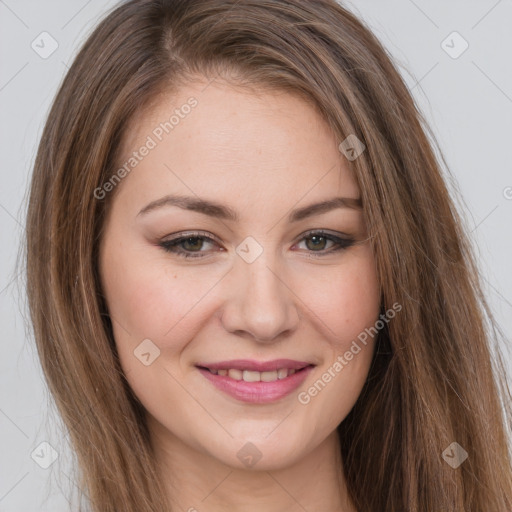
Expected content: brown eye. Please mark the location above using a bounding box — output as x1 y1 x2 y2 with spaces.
305 235 328 251
159 232 220 259
181 237 204 251
294 230 355 255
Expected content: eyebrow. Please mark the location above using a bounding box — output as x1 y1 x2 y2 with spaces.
137 194 362 222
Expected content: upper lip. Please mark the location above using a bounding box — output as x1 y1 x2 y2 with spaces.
196 359 314 372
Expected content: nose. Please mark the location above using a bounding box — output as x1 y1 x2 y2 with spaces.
219 255 300 343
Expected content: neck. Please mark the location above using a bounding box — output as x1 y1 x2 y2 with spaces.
148 416 356 512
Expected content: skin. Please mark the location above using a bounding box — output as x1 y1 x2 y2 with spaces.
99 77 381 512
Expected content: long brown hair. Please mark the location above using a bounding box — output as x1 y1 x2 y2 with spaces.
24 0 512 510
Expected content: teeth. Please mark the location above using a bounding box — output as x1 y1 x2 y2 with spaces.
228 369 243 380
261 370 277 382
210 367 302 382
243 370 261 382
277 368 288 379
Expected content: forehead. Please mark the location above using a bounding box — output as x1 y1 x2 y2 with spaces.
113 79 360 211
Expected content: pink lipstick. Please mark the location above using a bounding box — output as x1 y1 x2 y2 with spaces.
196 359 314 404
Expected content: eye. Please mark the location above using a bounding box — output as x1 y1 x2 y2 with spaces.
159 231 222 259
158 229 355 260
293 230 355 255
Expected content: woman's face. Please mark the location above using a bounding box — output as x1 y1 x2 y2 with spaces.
99 79 381 470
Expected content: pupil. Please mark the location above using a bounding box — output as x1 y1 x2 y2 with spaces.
184 237 203 251
307 235 326 250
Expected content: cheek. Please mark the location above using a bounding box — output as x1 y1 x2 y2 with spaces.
293 251 380 431
297 248 381 351
100 240 227 356
100 249 228 411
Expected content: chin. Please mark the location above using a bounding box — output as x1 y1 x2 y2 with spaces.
204 430 316 471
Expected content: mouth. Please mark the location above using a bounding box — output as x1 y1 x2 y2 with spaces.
195 359 315 403
198 366 308 382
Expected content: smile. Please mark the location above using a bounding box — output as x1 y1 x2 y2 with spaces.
204 367 299 382
196 359 315 404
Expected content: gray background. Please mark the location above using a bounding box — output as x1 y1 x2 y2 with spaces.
1 0 511 510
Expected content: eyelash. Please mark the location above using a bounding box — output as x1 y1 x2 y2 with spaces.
158 230 355 259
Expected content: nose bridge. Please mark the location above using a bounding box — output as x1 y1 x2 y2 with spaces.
220 248 299 342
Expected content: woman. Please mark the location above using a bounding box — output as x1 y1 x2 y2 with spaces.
25 0 512 510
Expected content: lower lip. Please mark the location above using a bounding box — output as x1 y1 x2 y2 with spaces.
197 366 314 404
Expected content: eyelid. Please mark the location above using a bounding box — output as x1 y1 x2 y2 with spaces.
292 228 352 244
161 229 351 246
159 230 223 259
161 230 222 245
291 229 355 256
158 228 356 260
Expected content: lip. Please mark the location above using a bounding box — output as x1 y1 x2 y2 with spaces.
196 359 312 372
196 359 315 404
